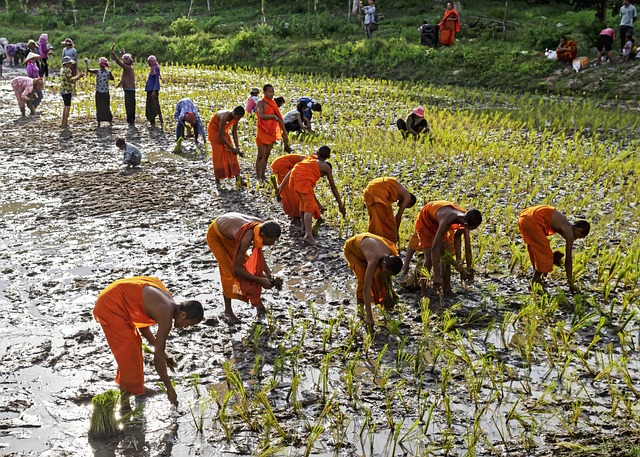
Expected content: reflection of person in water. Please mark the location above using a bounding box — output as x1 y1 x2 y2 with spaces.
93 277 203 407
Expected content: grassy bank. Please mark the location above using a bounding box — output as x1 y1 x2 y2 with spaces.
1 0 639 98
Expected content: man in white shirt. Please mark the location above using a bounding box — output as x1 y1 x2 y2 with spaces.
620 0 637 51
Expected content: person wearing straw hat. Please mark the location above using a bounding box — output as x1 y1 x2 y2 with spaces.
61 38 78 76
111 44 136 125
245 87 260 114
60 55 84 128
25 52 43 113
85 57 115 127
396 105 430 138
11 76 44 116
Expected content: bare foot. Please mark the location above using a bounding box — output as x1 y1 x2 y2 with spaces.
224 311 241 325
303 235 317 246
236 177 248 187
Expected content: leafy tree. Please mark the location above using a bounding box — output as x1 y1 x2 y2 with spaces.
569 0 609 25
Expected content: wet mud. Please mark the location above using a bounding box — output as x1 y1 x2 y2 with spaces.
0 65 639 457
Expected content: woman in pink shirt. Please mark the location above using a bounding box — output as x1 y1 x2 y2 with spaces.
11 76 44 116
597 28 616 64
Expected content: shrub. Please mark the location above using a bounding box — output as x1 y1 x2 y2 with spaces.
144 15 169 32
170 17 197 36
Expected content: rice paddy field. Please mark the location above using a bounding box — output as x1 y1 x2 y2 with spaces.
0 61 639 456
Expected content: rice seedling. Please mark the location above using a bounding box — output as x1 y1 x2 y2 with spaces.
88 390 120 439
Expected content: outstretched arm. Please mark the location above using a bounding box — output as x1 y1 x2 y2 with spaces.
325 169 346 216
277 170 292 196
431 221 452 288
565 238 575 291
362 258 378 327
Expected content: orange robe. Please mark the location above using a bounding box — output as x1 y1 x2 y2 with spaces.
518 205 556 274
439 9 460 46
206 220 264 305
256 97 283 146
93 276 171 395
343 233 399 303
415 201 465 250
289 157 322 219
233 222 265 306
363 177 399 244
271 154 305 218
556 40 578 62
208 113 240 180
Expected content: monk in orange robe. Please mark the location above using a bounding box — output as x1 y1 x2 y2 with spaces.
93 277 203 406
206 212 281 323
415 201 482 296
556 37 578 63
255 84 291 181
439 2 460 46
208 106 246 189
363 177 416 244
270 153 309 222
277 146 346 245
518 205 590 292
343 233 403 328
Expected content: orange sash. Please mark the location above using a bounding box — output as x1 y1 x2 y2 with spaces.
232 223 264 305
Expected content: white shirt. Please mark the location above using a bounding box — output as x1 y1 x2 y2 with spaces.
364 5 376 25
283 109 301 124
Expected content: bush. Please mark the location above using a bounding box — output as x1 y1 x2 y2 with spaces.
170 17 197 36
144 15 169 32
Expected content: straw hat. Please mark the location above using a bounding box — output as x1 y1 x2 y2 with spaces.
98 56 110 68
412 106 425 117
26 52 40 61
250 87 259 95
62 38 74 46
61 55 75 65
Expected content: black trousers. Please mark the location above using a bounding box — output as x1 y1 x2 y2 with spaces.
124 89 136 125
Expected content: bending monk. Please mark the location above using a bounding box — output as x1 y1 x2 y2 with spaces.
438 2 460 46
270 153 309 225
363 177 416 244
206 212 281 323
415 201 482 296
208 106 246 189
256 84 291 181
277 146 346 245
93 277 203 407
518 205 590 292
344 233 403 328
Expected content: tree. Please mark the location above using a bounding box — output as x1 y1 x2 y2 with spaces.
569 0 609 25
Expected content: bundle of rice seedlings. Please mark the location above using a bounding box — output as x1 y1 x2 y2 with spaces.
172 136 184 154
269 276 283 291
269 175 281 201
311 217 324 236
382 274 399 311
88 390 120 439
441 250 474 281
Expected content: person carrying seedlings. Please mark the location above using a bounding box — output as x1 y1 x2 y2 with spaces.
256 84 291 181
518 205 590 293
61 38 78 76
37 33 52 77
145 55 163 127
555 37 578 63
277 146 346 245
111 45 136 125
363 177 417 245
343 233 403 328
25 52 43 112
85 57 115 127
396 106 430 138
296 96 322 131
93 276 203 407
438 2 460 46
174 98 206 144
245 87 260 114
207 106 246 189
206 212 281 324
270 153 310 225
116 137 142 168
59 55 84 128
415 201 482 296
11 76 44 117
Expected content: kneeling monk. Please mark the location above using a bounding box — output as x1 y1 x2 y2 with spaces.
206 212 281 323
415 201 482 296
344 233 403 328
518 205 589 292
94 277 204 406
208 106 246 189
364 177 416 244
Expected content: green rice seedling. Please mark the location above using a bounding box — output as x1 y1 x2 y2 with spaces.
189 396 209 434
252 323 266 352
328 407 350 451
189 373 201 398
172 136 184 154
256 391 288 439
88 390 120 439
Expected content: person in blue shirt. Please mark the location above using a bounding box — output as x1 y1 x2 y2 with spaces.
145 55 163 126
296 97 322 131
174 98 206 144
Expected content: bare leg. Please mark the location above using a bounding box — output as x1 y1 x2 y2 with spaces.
420 247 433 297
399 246 416 278
255 300 267 317
61 106 71 127
223 296 240 324
236 175 247 187
256 144 273 181
302 211 316 245
443 263 453 296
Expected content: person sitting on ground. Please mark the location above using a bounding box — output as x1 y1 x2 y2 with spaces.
283 100 309 133
518 205 590 293
277 146 346 245
596 27 616 64
555 37 578 63
297 96 322 131
116 137 142 168
397 106 430 138
623 34 637 61
208 106 247 189
344 233 403 328
415 201 482 297
174 98 206 144
11 76 44 116
363 177 416 245
93 276 203 407
245 87 260 114
206 212 281 323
